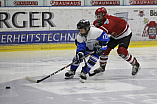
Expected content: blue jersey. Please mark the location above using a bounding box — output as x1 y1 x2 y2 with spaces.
76 26 109 53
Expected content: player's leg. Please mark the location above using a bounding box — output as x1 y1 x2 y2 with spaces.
94 47 111 73
65 56 80 79
117 33 140 76
94 37 118 73
80 53 99 82
117 47 140 75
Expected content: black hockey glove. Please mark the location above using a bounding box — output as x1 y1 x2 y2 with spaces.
75 52 84 63
94 45 104 56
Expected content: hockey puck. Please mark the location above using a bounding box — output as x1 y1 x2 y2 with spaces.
6 86 11 89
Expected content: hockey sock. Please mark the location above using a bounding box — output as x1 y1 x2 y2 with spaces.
117 47 137 66
70 56 80 70
100 47 111 68
82 54 99 73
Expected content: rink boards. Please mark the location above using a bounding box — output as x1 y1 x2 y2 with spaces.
0 30 157 52
0 30 77 52
0 6 157 52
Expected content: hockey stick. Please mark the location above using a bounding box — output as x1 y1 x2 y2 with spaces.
25 51 94 83
83 58 96 76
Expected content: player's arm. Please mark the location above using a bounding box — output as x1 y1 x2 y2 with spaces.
93 20 102 28
99 18 115 35
94 31 110 55
76 41 86 54
97 31 110 46
75 39 86 63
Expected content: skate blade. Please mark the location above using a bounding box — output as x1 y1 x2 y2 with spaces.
132 66 141 76
65 76 74 79
94 72 104 76
79 78 86 83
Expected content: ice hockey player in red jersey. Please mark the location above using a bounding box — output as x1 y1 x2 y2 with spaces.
93 7 140 76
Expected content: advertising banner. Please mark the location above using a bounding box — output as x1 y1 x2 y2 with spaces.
125 0 157 5
86 0 124 6
0 7 56 32
0 7 95 31
0 6 157 43
6 0 43 6
47 0 84 6
0 30 78 44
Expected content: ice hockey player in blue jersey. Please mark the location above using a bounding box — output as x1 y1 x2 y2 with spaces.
65 19 109 83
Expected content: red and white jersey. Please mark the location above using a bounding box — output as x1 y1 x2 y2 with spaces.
93 14 131 39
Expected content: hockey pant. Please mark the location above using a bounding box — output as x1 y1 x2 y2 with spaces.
100 47 138 68
70 53 99 73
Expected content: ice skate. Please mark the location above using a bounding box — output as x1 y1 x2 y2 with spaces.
94 67 105 74
132 62 140 76
79 70 87 83
65 69 75 79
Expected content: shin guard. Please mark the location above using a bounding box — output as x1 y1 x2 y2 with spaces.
117 47 137 66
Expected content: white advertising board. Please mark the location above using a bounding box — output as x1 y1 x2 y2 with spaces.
0 0 4 6
0 7 96 31
0 6 157 41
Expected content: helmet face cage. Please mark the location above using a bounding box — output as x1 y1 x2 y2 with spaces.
95 13 104 20
77 19 90 30
77 19 90 37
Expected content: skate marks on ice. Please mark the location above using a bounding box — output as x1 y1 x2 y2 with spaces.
122 93 157 104
26 79 145 95
76 93 157 104
25 67 157 104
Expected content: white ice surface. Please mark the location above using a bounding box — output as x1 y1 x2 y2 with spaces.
0 47 157 104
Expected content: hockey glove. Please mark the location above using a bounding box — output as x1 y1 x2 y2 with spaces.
75 52 84 63
94 45 106 56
